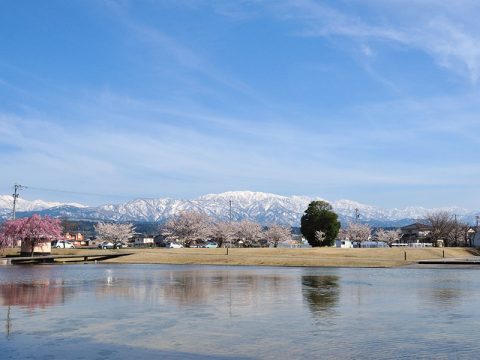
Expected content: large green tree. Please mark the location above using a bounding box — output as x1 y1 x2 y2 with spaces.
301 201 341 247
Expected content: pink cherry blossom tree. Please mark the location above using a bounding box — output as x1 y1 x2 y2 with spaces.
210 221 235 248
233 220 263 247
375 229 401 246
1 215 62 256
161 211 212 247
265 224 292 248
0 228 13 254
343 223 371 244
94 222 136 248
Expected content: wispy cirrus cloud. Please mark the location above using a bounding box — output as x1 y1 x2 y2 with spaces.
262 0 480 83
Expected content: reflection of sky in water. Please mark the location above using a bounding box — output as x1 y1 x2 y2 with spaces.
1 265 480 359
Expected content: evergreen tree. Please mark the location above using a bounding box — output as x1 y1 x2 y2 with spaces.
301 201 341 247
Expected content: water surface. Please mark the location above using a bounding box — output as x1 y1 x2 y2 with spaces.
1 264 479 359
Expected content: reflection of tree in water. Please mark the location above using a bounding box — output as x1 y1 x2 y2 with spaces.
1 280 73 339
0 280 69 310
95 271 292 309
429 286 463 307
302 275 340 314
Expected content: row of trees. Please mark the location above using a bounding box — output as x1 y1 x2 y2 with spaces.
0 212 294 253
300 201 474 247
427 211 471 247
0 205 474 254
161 211 293 248
337 223 402 245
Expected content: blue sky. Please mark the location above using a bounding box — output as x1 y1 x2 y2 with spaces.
1 0 480 209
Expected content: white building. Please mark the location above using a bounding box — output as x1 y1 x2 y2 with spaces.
336 239 353 248
133 236 154 247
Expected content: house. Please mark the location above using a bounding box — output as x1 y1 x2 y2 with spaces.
64 232 86 247
133 235 154 247
20 240 51 256
398 222 432 245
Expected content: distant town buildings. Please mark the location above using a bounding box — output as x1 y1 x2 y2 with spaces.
64 232 87 247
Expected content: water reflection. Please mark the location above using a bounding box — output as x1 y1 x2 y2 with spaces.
302 275 340 314
427 278 465 307
0 280 71 310
0 278 75 340
1 266 480 359
94 270 298 310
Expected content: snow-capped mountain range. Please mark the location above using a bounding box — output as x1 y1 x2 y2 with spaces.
0 191 477 227
0 195 85 212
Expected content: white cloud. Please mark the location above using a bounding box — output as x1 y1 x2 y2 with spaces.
266 0 480 83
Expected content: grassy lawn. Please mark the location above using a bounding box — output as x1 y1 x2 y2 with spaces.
2 247 477 267
101 247 476 267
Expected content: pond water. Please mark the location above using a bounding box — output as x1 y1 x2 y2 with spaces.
0 264 479 359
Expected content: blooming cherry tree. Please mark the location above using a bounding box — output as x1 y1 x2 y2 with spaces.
94 222 135 247
161 211 211 247
375 229 401 246
233 220 263 247
210 221 235 248
314 230 326 245
344 223 371 243
265 224 292 248
1 215 62 256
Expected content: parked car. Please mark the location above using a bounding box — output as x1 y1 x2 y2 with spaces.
169 243 184 249
114 242 128 249
205 242 218 248
98 241 114 249
53 240 75 249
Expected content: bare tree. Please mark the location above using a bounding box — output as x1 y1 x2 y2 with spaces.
233 220 263 247
447 221 470 247
95 222 135 248
344 223 371 244
426 211 456 246
161 211 211 247
265 224 292 248
375 229 401 246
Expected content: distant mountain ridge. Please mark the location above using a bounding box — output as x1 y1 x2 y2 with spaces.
0 195 86 212
0 191 477 227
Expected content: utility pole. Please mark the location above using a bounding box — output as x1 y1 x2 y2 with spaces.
355 208 360 224
454 214 458 246
228 199 233 252
12 184 26 220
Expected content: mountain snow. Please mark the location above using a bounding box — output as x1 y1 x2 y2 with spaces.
0 191 476 226
0 195 86 212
